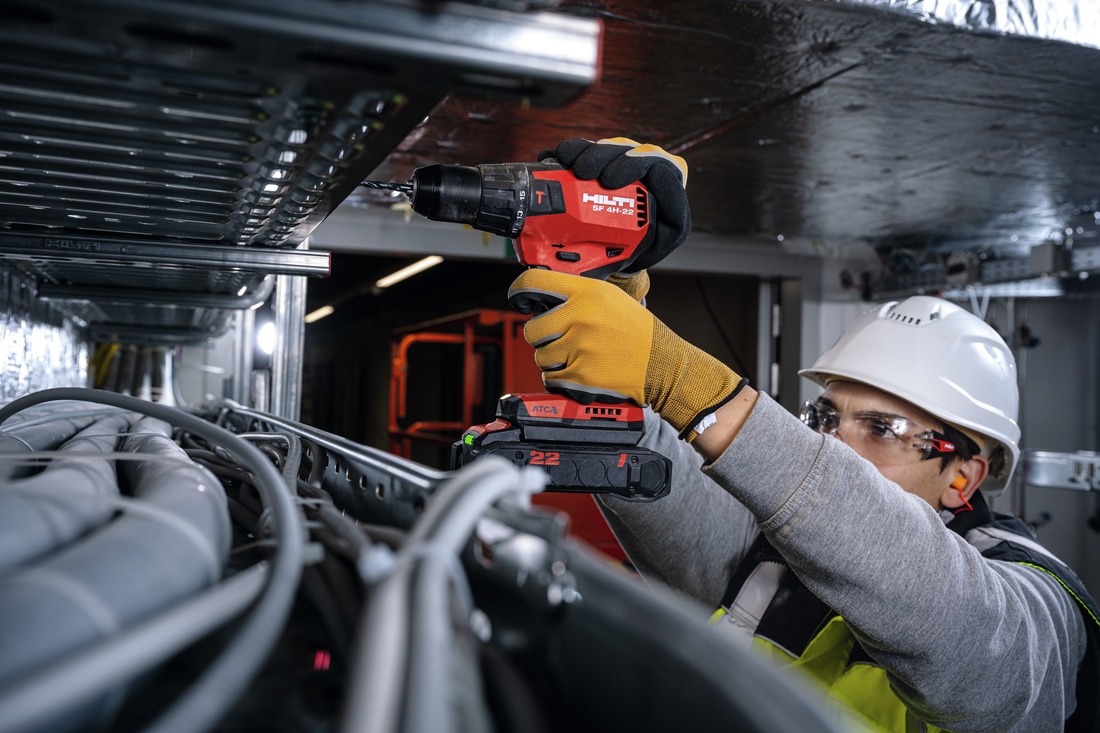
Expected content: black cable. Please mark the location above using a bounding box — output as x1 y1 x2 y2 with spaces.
237 481 266 518
256 443 284 470
192 459 257 490
226 497 260 535
304 439 328 486
296 481 372 558
694 277 754 382
478 644 552 733
300 564 354 653
359 523 408 551
293 480 371 626
0 388 304 733
184 448 228 465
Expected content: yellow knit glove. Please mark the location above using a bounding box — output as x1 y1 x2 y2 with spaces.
607 270 650 303
508 270 745 441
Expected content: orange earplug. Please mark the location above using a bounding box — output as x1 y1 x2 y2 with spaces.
951 476 973 513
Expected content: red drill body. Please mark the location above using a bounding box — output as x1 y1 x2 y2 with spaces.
402 162 652 279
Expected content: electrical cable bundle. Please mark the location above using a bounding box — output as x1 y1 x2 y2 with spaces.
0 388 847 733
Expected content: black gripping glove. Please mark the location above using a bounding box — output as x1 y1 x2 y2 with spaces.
538 137 690 273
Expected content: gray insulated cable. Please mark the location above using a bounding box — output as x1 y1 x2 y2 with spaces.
341 457 545 733
0 411 135 573
0 409 101 481
0 415 232 691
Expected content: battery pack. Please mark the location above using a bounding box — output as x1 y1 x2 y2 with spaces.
451 393 671 502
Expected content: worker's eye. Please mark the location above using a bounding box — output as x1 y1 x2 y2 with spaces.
862 416 905 442
817 409 840 432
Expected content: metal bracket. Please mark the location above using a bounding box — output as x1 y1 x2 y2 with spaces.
1019 450 1100 491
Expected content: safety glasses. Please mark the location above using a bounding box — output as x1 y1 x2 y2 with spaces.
798 399 956 465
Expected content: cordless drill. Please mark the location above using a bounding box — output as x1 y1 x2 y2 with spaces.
362 161 671 501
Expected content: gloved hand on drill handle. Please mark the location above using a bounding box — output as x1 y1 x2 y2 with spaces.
551 141 663 323
508 270 747 442
539 137 691 274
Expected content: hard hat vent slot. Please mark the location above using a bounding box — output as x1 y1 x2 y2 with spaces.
888 313 922 325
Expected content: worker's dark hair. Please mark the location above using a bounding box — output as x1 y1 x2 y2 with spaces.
938 423 981 473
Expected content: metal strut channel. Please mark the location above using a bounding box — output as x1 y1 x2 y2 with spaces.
49 0 603 99
36 275 276 310
216 404 450 530
0 234 331 277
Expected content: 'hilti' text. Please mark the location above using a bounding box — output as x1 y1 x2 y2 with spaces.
583 193 635 210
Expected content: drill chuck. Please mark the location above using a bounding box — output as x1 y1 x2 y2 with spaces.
409 163 538 239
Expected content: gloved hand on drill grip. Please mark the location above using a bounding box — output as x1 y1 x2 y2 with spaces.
508 269 746 441
538 137 690 273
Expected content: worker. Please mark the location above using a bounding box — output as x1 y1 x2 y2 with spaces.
508 138 1100 732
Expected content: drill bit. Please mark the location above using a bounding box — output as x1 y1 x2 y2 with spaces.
359 179 412 194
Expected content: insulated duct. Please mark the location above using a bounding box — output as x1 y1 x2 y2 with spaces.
0 411 133 572
0 415 231 695
0 388 304 733
0 406 102 481
846 0 1100 47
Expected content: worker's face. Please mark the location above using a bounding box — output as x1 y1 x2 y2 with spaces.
816 381 977 510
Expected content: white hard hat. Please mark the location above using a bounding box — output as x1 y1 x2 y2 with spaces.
799 296 1021 495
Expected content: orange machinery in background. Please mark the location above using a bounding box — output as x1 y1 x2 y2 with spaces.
387 309 627 562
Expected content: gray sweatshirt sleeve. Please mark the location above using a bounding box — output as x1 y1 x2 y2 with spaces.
596 407 760 609
703 393 1087 731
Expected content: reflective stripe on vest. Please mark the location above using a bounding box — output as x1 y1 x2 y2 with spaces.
711 554 934 732
709 561 785 650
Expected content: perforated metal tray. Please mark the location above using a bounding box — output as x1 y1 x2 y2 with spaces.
0 0 599 342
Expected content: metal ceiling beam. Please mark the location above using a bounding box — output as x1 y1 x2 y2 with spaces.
312 203 825 279
35 276 275 310
0 235 331 277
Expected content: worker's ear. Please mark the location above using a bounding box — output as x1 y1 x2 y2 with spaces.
940 454 989 510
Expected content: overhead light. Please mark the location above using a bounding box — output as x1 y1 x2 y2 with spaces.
375 255 444 289
940 278 1065 300
305 305 334 323
257 321 277 355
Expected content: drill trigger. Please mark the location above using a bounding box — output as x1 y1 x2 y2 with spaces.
507 283 566 315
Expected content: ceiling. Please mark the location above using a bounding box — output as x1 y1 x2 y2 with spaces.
3 0 1100 345
346 0 1100 297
